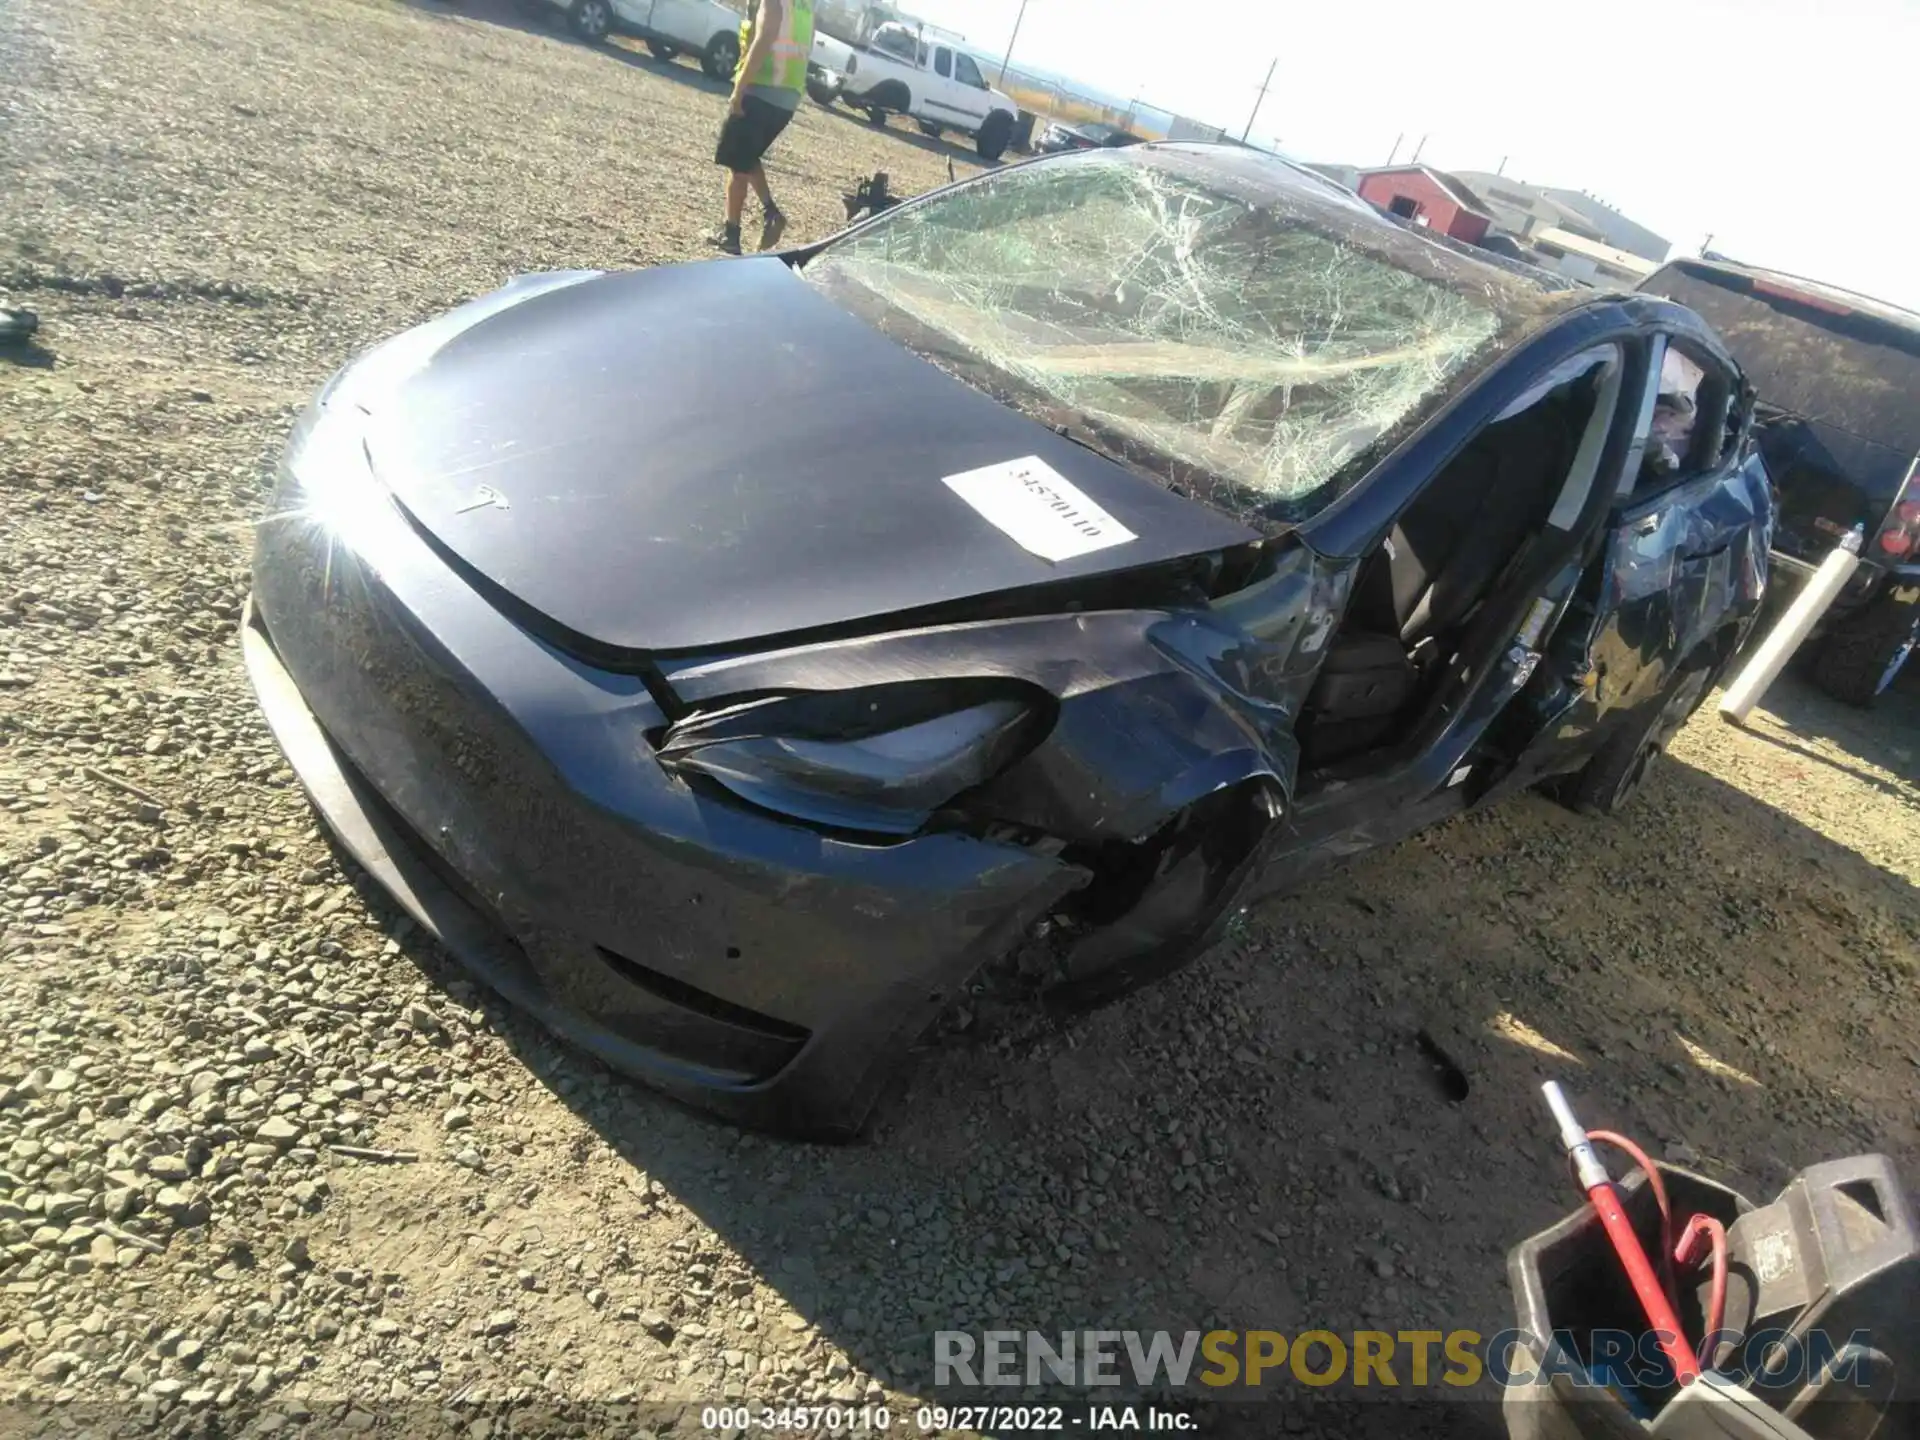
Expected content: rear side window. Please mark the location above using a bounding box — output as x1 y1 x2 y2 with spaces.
934 46 951 78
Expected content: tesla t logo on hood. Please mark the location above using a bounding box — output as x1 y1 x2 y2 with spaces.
454 485 511 514
942 456 1137 564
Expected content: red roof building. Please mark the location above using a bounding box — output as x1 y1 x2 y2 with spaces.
1355 166 1495 245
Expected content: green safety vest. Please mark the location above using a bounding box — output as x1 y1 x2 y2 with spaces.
737 0 813 92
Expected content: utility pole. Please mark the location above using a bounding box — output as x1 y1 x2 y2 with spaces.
1385 132 1403 165
1409 132 1429 164
996 0 1030 86
1241 57 1276 143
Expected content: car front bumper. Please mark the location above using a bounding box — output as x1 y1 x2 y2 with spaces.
245 408 1079 1138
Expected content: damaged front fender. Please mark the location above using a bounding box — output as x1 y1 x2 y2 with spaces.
659 540 1350 847
657 542 1350 991
662 607 1294 841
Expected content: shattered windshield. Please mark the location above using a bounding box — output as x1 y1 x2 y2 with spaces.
803 149 1513 522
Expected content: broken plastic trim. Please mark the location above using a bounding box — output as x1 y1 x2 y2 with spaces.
656 682 1050 838
1038 779 1284 1004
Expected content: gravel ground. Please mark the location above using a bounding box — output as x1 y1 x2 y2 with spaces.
2 0 1917 1436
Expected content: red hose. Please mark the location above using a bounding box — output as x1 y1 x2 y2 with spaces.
1676 1213 1729 1371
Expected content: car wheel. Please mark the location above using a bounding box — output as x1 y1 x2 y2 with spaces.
701 30 739 80
568 0 612 42
976 110 1013 162
1564 661 1715 817
1809 589 1920 706
645 37 679 59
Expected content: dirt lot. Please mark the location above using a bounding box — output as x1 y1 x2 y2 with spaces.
2 0 1917 1435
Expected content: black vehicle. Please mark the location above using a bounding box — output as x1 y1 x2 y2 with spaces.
1638 258 1920 703
246 145 1771 1138
1034 119 1143 153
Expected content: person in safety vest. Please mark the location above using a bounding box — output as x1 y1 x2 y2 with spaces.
710 0 812 255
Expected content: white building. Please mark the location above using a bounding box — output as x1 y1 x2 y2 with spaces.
1451 172 1670 265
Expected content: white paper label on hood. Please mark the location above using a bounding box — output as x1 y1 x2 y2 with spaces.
941 456 1137 564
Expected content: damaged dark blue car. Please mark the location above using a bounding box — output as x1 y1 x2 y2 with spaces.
245 145 1772 1137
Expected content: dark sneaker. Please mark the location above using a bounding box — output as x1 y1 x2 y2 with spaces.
758 208 788 252
707 224 743 255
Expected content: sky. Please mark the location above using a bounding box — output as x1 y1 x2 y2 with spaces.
908 0 1920 312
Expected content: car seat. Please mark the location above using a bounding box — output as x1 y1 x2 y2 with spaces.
1297 391 1585 768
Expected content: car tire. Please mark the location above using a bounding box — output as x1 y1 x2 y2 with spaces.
646 37 679 59
1809 590 1920 706
568 0 612 42
976 110 1013 162
701 30 740 80
1563 660 1716 817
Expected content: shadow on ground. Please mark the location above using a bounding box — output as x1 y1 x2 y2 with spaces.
0 339 55 370
1744 670 1920 789
398 0 554 44
325 686 1919 1427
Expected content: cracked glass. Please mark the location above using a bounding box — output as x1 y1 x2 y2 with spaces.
805 149 1522 523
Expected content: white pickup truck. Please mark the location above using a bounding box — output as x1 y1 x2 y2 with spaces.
532 0 744 80
809 21 1019 160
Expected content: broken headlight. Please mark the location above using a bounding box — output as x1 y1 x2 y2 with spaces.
656 685 1044 836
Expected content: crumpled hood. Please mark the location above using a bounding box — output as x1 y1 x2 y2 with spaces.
346 260 1258 656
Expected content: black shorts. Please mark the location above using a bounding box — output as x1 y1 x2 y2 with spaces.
714 95 796 172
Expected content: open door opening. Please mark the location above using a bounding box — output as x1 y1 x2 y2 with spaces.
1296 352 1621 775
